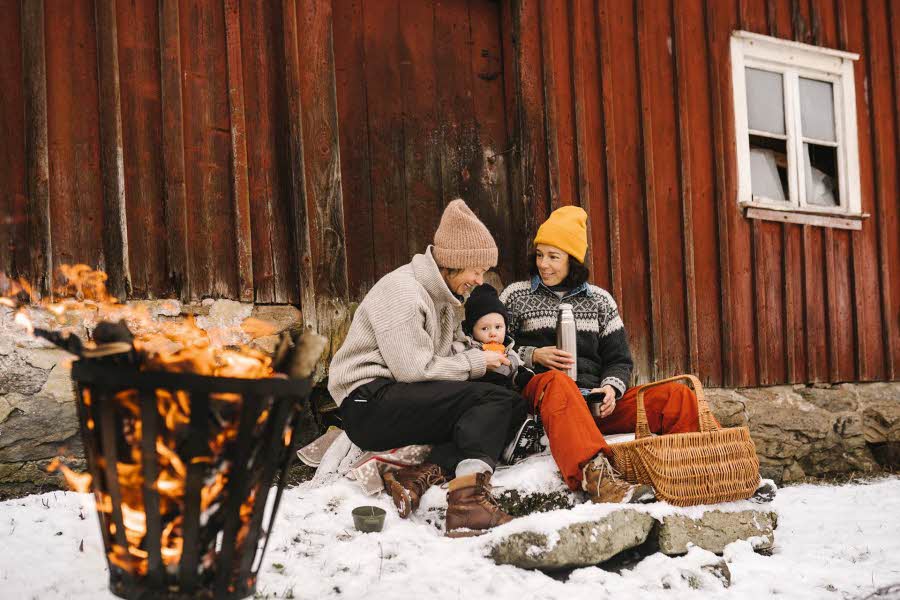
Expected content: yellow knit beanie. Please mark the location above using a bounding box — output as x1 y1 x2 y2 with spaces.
533 205 588 263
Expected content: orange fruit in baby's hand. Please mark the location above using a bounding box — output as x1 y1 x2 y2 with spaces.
482 342 506 353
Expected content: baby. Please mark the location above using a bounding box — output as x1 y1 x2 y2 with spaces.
457 283 539 464
457 284 533 389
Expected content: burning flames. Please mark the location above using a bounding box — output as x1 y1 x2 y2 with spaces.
4 265 301 583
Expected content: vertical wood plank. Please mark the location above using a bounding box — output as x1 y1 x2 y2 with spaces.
602 0 653 382
510 0 551 246
45 2 105 284
845 0 886 381
706 0 756 386
539 0 576 211
282 0 316 329
887 0 900 378
179 0 236 299
673 0 701 376
239 0 298 303
538 0 560 211
501 0 530 281
596 0 623 305
95 0 131 299
468 0 517 283
863 0 897 379
638 0 689 379
333 0 375 298
637 0 660 379
21 0 51 297
118 0 168 298
224 0 254 302
0 0 27 280
672 0 726 385
364 0 408 277
570 0 610 288
158 0 190 299
296 0 350 352
398 3 442 262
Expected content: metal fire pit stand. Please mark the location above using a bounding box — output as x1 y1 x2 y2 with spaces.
71 360 312 600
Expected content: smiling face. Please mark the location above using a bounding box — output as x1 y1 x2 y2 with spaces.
443 266 488 297
471 312 506 344
535 244 570 287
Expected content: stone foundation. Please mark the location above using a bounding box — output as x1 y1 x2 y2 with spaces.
705 383 899 483
1 300 898 499
0 300 302 499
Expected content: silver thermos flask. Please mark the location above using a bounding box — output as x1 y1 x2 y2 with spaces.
555 303 578 381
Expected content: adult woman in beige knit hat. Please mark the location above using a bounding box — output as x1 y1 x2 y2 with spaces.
328 199 525 537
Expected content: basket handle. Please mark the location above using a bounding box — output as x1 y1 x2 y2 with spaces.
633 374 717 439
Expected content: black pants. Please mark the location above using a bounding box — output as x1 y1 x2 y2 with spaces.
339 378 527 474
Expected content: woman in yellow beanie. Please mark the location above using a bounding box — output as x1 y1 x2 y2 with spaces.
500 206 708 504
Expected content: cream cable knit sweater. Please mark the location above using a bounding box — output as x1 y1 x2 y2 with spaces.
327 247 488 405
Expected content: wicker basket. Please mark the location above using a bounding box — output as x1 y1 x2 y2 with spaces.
609 374 760 507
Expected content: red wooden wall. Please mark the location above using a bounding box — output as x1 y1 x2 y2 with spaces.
0 0 897 387
506 0 899 386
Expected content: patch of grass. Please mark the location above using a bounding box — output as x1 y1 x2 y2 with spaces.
496 489 574 518
278 463 317 488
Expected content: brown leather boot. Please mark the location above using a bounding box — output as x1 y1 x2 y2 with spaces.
582 454 655 504
383 463 447 518
445 472 513 537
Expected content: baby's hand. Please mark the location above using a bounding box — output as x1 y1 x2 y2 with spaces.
484 351 511 370
481 342 506 354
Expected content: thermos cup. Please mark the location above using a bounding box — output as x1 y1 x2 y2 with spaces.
555 303 578 381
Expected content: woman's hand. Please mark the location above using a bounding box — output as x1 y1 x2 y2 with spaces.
589 385 617 418
484 350 511 371
532 346 575 370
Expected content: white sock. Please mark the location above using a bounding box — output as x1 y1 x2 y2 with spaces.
455 458 492 478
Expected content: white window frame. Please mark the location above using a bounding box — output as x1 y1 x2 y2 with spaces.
730 30 864 229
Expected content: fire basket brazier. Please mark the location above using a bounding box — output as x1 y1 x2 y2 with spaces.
70 359 312 600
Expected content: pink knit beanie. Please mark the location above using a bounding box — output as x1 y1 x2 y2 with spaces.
432 199 498 269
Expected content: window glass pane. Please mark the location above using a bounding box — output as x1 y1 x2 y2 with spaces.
749 135 789 202
745 67 785 135
799 78 836 142
803 143 839 206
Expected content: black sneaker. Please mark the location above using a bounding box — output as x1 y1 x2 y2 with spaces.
502 417 541 465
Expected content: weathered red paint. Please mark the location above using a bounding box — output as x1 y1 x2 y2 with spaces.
0 0 27 281
239 0 299 304
117 0 168 298
2 0 898 387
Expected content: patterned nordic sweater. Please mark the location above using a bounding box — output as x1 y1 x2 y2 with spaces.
499 276 633 398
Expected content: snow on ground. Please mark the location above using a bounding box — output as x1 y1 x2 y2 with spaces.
1 460 898 600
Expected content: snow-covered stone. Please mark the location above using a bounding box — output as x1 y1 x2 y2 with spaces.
656 509 777 555
489 509 655 570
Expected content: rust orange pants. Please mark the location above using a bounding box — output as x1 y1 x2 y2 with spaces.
521 370 706 491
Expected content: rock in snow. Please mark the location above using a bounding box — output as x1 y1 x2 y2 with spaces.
656 509 777 555
489 506 777 570
490 509 655 570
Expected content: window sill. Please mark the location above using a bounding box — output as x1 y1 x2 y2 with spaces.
741 203 866 230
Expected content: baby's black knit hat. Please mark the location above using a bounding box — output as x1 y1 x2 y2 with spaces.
463 284 509 335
